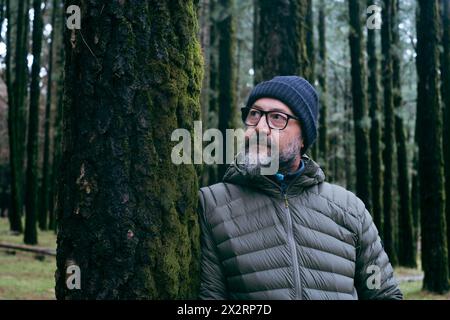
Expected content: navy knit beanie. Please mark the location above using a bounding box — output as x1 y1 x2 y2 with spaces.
245 76 319 153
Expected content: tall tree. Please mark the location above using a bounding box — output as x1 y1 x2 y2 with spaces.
416 0 449 293
253 0 308 83
367 0 383 233
381 0 398 265
5 0 22 232
39 0 58 230
24 0 43 245
317 0 328 166
441 0 450 272
49 0 64 231
391 0 415 267
56 1 202 299
305 0 318 159
217 0 236 180
348 0 372 212
5 0 27 232
203 0 220 186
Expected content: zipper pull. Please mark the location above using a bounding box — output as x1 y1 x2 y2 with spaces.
284 194 289 208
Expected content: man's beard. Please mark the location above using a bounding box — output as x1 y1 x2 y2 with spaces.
242 132 302 176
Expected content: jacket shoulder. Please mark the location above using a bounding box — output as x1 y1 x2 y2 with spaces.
308 181 366 222
198 182 244 216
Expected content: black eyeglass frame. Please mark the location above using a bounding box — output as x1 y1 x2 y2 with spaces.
240 106 300 130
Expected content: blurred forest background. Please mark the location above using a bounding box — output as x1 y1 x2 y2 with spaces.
0 0 449 299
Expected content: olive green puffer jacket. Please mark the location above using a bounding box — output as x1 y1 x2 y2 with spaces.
198 156 402 300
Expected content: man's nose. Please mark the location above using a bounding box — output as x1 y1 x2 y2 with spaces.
255 114 271 135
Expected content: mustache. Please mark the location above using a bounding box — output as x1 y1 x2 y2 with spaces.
244 133 274 149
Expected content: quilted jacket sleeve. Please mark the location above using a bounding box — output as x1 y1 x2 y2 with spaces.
198 190 228 300
354 201 403 300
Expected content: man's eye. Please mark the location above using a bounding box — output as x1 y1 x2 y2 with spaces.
272 113 284 120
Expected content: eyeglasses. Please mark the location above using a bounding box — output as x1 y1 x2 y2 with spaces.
241 106 300 130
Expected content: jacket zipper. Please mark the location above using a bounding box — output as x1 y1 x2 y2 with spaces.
281 183 302 300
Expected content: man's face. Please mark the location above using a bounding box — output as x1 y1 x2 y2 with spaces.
243 98 304 173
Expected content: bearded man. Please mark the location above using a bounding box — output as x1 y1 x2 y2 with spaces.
198 76 402 300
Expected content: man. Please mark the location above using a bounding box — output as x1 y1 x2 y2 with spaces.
198 76 402 300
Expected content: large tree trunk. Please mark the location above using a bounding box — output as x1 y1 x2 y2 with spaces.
55 1 203 299
348 0 372 213
440 0 450 273
366 0 383 234
381 0 398 266
24 0 43 245
253 0 308 83
416 0 449 294
217 0 236 180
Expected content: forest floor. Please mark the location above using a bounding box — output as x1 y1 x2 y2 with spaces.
0 217 449 300
0 217 56 299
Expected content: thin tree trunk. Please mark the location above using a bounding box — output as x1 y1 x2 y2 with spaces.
344 75 353 191
49 0 64 232
55 0 202 299
391 0 415 267
367 0 383 234
317 0 328 173
348 0 372 212
305 0 318 159
416 0 449 294
5 0 23 232
24 0 43 245
207 0 219 185
199 0 211 188
381 0 398 266
39 0 57 230
217 0 236 180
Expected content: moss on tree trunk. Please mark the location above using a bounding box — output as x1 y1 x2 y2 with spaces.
56 1 203 299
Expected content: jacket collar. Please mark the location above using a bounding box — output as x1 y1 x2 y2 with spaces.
222 154 326 198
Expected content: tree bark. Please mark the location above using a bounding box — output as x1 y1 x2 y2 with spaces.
55 1 203 299
348 0 372 213
253 0 308 83
416 0 449 293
